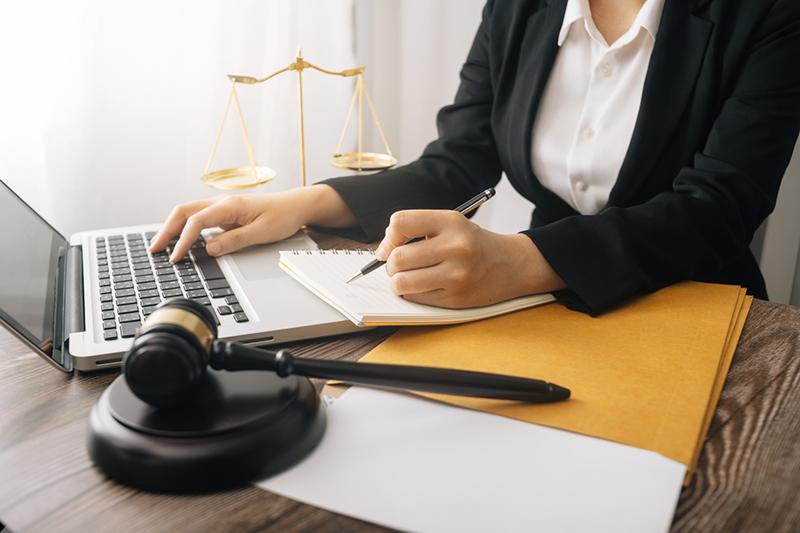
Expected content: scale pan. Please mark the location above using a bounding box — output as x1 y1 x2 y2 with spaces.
330 152 397 171
201 166 276 190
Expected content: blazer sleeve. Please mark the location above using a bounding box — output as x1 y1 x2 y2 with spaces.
319 0 502 243
525 0 800 315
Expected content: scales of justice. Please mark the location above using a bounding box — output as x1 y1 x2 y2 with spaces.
202 49 397 190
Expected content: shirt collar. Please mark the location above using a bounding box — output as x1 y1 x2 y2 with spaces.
557 0 666 47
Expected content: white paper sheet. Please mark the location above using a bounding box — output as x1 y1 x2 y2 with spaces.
257 388 686 533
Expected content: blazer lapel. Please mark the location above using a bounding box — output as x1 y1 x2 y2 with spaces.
608 0 713 206
513 0 567 196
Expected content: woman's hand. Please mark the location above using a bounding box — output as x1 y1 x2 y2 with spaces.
375 210 566 308
149 185 356 262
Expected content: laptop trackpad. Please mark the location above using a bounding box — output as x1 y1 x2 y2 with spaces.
227 234 316 281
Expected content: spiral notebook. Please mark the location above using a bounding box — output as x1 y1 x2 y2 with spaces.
278 250 555 327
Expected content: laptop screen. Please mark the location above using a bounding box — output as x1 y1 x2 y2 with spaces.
0 180 68 360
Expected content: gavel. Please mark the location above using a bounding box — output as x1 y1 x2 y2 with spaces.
124 298 570 407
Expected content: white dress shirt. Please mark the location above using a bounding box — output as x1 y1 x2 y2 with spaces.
531 0 666 215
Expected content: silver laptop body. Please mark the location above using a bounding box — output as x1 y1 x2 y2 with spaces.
0 178 362 372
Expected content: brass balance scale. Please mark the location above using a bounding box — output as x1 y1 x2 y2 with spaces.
202 50 396 190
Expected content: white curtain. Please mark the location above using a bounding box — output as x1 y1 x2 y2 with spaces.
0 0 357 236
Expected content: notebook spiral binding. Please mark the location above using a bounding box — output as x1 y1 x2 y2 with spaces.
289 249 375 256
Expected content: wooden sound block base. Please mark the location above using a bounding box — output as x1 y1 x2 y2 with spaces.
88 370 326 493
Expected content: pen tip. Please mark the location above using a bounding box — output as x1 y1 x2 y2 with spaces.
345 272 361 284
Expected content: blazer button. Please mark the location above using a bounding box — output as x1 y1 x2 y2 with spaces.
575 179 589 192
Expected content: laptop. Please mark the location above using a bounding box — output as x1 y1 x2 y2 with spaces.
0 178 362 372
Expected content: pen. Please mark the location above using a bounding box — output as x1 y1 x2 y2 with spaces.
346 188 496 284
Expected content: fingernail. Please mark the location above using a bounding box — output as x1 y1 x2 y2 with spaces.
169 253 177 264
206 242 220 256
375 245 386 260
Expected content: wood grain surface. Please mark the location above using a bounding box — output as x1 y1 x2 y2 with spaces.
1 232 799 532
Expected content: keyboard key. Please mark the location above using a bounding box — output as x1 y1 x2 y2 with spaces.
233 312 249 323
99 272 110 280
217 305 232 316
230 303 243 314
99 286 112 295
159 280 180 290
97 266 109 273
142 306 157 317
137 281 157 291
116 288 135 298
139 289 160 298
194 297 211 306
224 296 238 305
120 322 140 338
114 281 134 290
140 296 162 307
191 247 224 281
103 320 116 330
113 274 132 283
101 294 113 303
132 256 150 264
101 302 114 311
116 296 137 306
117 303 138 315
101 311 115 320
187 289 207 299
136 274 155 284
162 288 183 298
119 312 141 323
209 288 234 299
99 279 111 287
133 263 152 271
103 330 118 341
183 282 203 291
206 279 230 290
178 269 199 279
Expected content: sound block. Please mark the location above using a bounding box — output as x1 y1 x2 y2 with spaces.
87 370 326 493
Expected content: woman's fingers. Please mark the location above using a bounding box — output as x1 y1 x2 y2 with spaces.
169 200 244 262
384 237 445 276
205 224 261 257
149 200 213 253
388 262 452 296
375 210 459 260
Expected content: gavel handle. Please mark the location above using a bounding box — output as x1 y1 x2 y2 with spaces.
211 340 570 404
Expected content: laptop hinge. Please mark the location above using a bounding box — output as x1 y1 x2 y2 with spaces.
65 245 85 334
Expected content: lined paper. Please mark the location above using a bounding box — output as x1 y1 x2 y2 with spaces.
278 250 554 326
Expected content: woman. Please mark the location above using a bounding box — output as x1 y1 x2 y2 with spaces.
151 0 800 315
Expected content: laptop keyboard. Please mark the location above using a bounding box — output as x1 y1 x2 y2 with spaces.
95 231 249 341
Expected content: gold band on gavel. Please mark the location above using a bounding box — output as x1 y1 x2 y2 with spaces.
141 308 215 354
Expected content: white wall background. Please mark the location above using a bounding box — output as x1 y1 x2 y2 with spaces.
0 0 358 236
1 0 798 304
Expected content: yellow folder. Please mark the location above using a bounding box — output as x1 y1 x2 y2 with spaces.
358 282 751 483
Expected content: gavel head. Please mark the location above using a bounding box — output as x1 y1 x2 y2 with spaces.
123 298 218 407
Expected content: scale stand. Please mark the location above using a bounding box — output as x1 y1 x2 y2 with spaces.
202 49 397 190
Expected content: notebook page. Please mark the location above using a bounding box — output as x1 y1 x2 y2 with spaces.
279 250 554 325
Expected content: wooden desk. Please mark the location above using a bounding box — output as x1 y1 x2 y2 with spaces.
1 235 799 532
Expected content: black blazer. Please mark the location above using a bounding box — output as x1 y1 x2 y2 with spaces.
323 0 800 315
